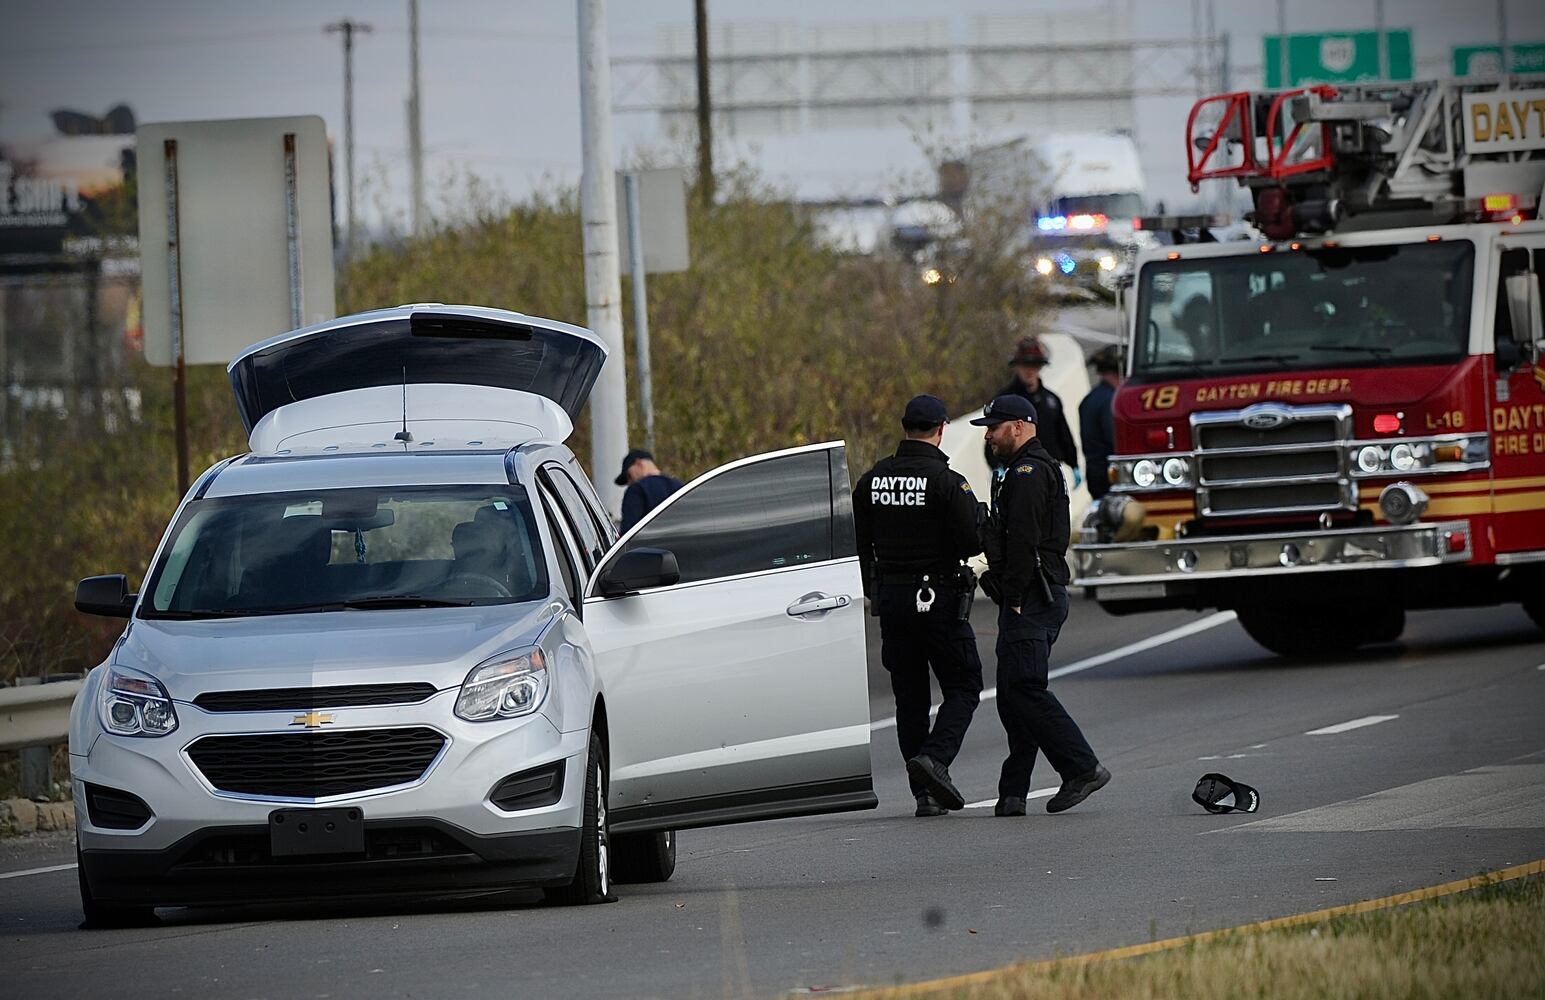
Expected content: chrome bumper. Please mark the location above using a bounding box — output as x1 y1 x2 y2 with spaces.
1074 520 1473 599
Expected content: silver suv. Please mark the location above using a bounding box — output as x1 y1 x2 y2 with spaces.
70 305 875 924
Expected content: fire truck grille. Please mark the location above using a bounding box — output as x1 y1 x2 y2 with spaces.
1192 405 1353 518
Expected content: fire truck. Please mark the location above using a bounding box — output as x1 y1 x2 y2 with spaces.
1075 77 1545 656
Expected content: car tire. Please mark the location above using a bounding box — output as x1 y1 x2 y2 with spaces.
611 829 676 884
77 840 157 929
544 733 616 906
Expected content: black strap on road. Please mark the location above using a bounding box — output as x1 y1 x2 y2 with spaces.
1193 772 1260 814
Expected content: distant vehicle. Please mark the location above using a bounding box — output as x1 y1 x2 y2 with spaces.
952 131 1156 293
69 305 876 923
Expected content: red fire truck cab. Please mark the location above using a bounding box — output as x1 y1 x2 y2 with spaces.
1076 78 1545 656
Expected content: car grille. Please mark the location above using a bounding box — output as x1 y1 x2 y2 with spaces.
193 683 439 713
186 728 446 799
1192 404 1353 518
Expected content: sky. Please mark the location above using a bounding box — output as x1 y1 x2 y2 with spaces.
3 0 1543 229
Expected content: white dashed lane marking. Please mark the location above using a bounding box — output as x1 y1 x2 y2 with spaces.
0 863 76 880
963 788 1057 810
1305 715 1399 736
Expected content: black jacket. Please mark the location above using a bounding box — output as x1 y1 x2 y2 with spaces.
985 438 1071 606
996 378 1079 469
1078 379 1116 499
853 440 981 597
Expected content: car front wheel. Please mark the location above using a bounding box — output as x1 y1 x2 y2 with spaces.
544 733 616 905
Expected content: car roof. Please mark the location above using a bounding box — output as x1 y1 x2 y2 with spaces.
200 444 572 499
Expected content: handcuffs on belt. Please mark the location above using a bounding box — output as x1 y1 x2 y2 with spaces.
915 574 936 613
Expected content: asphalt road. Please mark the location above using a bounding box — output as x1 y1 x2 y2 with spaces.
4 596 1543 999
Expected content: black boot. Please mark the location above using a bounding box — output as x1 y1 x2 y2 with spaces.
1046 765 1111 814
993 796 1026 817
906 755 966 811
914 793 948 817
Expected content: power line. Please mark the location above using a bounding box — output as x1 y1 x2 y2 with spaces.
0 26 320 59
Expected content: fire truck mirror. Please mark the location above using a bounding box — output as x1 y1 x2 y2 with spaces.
1503 273 1542 352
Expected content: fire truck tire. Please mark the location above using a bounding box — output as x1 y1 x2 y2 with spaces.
1523 594 1545 633
1235 605 1400 658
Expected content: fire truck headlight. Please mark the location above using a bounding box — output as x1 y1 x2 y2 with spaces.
1389 443 1419 472
1161 457 1190 487
1132 460 1159 488
1035 257 1054 276
1356 446 1384 474
1099 254 1118 271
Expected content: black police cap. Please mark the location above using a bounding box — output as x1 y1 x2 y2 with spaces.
901 394 948 427
969 394 1037 426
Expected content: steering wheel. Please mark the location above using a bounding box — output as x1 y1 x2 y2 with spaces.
439 572 513 599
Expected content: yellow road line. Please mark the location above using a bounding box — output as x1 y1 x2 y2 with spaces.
859 858 1545 998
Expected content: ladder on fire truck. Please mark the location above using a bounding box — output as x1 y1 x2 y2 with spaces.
1182 76 1545 240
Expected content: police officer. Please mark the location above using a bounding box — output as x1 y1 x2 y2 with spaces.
994 336 1079 475
1078 345 1122 500
853 395 984 817
971 394 1110 817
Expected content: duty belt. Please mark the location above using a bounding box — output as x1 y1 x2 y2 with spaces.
877 568 962 586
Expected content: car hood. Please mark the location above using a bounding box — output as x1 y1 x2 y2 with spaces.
117 603 556 701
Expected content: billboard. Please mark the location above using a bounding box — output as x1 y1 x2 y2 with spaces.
0 134 138 266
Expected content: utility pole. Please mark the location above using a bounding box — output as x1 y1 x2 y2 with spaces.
1497 0 1510 74
577 0 629 513
1275 0 1288 88
694 0 713 204
407 0 426 235
325 17 372 259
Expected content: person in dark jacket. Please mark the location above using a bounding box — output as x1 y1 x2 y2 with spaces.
1078 345 1122 500
615 448 684 532
990 336 1080 480
972 394 1110 817
853 395 984 817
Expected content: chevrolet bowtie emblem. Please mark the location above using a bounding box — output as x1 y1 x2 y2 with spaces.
290 711 336 729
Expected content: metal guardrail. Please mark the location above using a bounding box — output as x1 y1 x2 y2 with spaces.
0 681 83 751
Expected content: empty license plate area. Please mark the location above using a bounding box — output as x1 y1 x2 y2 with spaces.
269 807 365 857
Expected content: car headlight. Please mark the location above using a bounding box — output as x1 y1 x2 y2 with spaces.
922 267 943 285
455 647 548 722
1035 257 1054 276
99 664 178 737
1099 254 1117 271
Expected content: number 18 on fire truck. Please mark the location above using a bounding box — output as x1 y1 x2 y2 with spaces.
1079 76 1545 657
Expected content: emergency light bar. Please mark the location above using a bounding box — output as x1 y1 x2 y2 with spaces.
1036 213 1110 232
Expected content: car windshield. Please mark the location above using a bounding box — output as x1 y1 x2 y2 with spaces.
141 485 548 619
1132 240 1475 377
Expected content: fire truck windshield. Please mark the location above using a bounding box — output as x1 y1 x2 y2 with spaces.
1132 240 1475 378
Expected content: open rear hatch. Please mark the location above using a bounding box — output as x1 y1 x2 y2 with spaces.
228 306 607 453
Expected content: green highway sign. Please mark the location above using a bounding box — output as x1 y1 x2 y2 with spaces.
1264 31 1413 88
1453 43 1545 76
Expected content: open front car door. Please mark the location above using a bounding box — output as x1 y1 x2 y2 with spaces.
584 442 876 835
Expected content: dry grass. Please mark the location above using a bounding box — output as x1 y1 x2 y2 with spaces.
867 876 1545 1000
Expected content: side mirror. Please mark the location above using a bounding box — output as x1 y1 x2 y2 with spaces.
1504 272 1542 349
597 548 680 598
75 575 135 618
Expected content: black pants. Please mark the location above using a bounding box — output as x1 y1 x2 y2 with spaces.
878 582 984 796
995 585 1099 798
